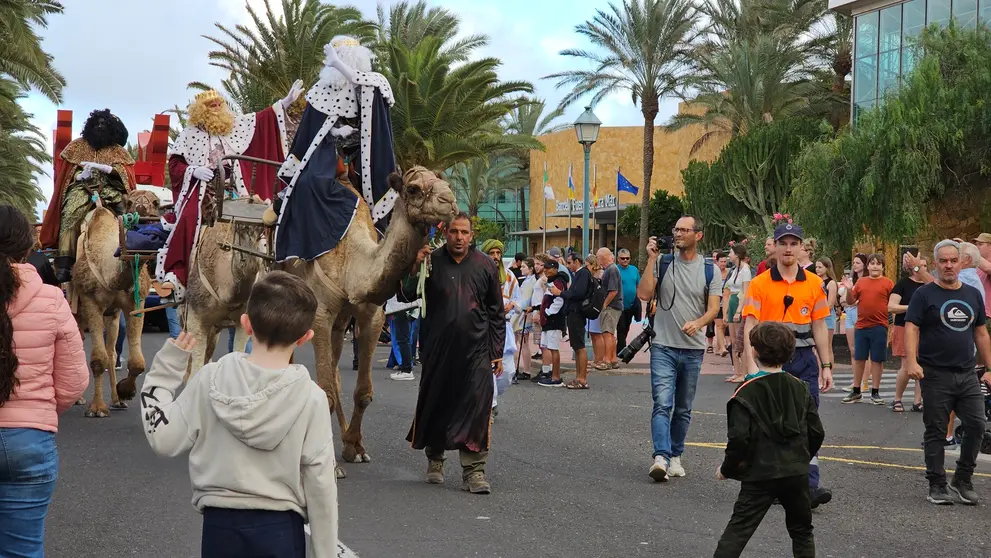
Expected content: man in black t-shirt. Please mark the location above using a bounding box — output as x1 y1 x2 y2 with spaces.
905 240 991 506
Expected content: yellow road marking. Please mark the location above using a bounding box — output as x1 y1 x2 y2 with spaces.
686 442 991 478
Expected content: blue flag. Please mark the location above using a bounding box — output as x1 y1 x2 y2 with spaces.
617 171 639 195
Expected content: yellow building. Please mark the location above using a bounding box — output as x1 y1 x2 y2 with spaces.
517 101 725 255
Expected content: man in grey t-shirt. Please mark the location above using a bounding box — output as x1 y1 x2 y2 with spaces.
597 248 624 367
635 216 721 482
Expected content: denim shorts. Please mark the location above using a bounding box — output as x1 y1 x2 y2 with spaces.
824 309 836 331
854 325 888 363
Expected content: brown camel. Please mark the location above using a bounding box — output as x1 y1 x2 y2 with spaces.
286 166 458 478
71 190 157 417
181 206 270 379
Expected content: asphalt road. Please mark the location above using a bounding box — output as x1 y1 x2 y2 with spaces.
46 332 991 558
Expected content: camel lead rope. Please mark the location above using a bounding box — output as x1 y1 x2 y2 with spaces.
132 253 144 317
417 257 429 318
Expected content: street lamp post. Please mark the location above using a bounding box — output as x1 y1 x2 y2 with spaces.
574 106 602 256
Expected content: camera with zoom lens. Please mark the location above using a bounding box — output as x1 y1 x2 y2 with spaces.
619 323 655 363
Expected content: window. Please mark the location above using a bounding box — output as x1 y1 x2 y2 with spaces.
982 0 991 24
928 0 951 25
955 0 979 27
878 5 902 96
854 11 880 113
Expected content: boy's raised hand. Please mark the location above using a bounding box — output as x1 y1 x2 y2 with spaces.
171 331 198 352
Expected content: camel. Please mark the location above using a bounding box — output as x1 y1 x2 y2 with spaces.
181 205 270 379
71 190 158 417
286 166 458 478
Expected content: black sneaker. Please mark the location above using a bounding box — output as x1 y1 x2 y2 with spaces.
927 484 954 505
810 487 832 509
949 477 979 505
532 371 550 384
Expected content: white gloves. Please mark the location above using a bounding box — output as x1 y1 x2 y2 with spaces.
78 161 113 180
331 125 355 138
280 79 305 109
323 42 359 84
192 166 215 182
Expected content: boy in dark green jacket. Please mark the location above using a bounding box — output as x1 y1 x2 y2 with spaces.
714 322 825 558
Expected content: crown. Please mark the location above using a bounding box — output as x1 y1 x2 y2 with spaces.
332 37 361 48
194 90 224 104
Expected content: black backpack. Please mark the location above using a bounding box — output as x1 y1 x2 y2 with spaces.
581 270 608 319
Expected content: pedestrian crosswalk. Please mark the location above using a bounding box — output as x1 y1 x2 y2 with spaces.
304 525 359 557
822 371 909 402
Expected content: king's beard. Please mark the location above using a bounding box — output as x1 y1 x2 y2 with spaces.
188 101 235 136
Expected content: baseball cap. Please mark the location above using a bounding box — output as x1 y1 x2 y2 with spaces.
773 222 804 242
548 247 563 258
973 233 991 244
545 259 559 269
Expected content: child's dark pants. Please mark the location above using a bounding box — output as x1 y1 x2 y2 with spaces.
201 507 306 558
713 474 814 558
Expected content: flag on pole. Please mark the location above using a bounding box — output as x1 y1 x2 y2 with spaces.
617 171 640 195
591 166 598 207
567 163 575 201
543 166 555 200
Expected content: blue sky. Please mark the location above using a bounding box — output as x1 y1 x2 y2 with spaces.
20 0 683 211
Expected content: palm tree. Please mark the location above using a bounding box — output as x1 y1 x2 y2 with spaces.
447 156 526 217
0 0 65 103
0 78 48 218
546 0 699 268
666 35 818 152
374 0 484 65
192 0 376 112
502 98 569 232
381 34 540 171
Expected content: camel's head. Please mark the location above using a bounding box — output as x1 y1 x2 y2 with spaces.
388 166 458 228
126 190 162 218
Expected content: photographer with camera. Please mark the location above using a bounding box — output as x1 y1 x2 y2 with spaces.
740 222 835 509
635 216 722 482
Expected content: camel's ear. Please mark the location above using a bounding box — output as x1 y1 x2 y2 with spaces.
387 172 404 193
434 170 444 180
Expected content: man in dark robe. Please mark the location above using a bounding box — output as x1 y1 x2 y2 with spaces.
398 214 506 494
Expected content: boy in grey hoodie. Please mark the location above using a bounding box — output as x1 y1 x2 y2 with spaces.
139 271 337 558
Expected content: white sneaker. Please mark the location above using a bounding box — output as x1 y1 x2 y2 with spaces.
649 456 669 482
668 456 686 477
390 371 415 381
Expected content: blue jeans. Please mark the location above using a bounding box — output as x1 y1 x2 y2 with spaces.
783 347 822 488
0 428 58 557
649 345 705 459
227 328 252 354
165 306 181 339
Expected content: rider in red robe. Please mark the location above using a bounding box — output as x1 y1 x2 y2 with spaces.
156 85 302 301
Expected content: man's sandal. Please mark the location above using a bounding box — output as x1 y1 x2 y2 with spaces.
892 401 905 412
565 379 589 389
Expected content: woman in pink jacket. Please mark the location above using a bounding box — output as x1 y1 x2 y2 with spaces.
0 205 89 556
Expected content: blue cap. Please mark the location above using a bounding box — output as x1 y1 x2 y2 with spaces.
773 222 804 242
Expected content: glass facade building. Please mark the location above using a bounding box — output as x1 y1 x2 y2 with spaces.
853 0 991 121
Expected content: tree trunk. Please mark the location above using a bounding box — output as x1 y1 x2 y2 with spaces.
519 184 527 249
637 98 659 271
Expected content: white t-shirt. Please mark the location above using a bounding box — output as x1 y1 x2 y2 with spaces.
724 264 752 294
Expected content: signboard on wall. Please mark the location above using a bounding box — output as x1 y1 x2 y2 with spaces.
555 194 618 213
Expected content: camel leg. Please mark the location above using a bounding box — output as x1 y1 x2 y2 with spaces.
342 304 381 465
311 304 348 479
104 312 122 408
183 311 210 382
80 299 110 418
115 305 147 405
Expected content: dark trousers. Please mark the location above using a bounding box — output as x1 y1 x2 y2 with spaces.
714 475 815 558
201 507 306 558
921 366 987 485
617 305 637 351
783 347 821 489
393 311 413 371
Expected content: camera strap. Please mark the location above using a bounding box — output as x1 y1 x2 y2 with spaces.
652 254 714 316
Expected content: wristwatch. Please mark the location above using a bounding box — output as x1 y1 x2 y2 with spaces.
821 362 833 370
913 265 920 272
